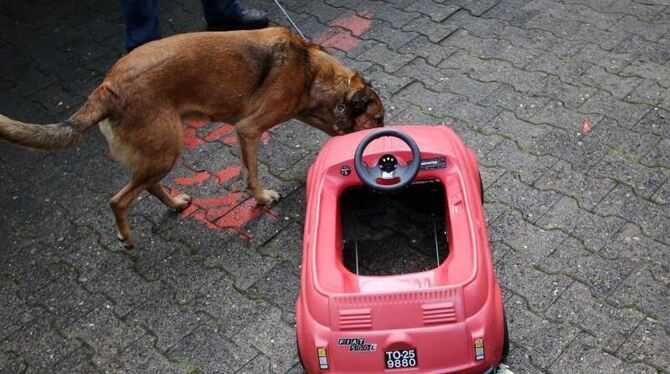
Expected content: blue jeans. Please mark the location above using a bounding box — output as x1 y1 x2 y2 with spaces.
121 0 241 51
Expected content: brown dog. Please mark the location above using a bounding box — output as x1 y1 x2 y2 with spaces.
0 27 384 247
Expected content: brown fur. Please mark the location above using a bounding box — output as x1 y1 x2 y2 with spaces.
0 27 384 247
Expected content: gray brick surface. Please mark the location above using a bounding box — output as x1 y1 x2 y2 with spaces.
1 1 669 372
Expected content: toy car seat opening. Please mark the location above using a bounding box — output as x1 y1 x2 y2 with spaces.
340 179 449 276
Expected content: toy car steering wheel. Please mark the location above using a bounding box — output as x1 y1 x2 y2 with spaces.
354 128 421 191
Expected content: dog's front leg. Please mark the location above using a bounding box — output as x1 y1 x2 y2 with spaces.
237 130 280 204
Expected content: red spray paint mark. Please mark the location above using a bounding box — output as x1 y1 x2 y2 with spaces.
203 123 235 142
215 198 265 230
174 171 210 186
183 127 205 149
313 11 373 52
331 11 373 36
215 165 241 184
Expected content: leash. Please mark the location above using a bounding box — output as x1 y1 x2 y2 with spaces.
272 0 308 41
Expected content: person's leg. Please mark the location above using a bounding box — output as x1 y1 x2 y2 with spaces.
121 0 161 51
201 0 268 31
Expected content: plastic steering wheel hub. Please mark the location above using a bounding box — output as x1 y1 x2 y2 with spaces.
354 129 421 191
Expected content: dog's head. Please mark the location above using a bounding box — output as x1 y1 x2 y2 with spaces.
333 72 384 134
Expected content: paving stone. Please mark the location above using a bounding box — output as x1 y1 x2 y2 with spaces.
618 318 670 370
479 111 552 152
591 152 669 198
549 333 657 374
29 275 107 330
627 79 668 106
145 249 223 303
537 196 626 253
259 222 304 267
489 208 564 263
641 137 670 169
651 179 669 205
485 171 561 220
66 306 145 366
588 117 661 160
250 261 301 322
168 325 257 373
479 85 550 123
362 63 411 98
442 29 541 68
504 295 580 369
534 160 615 210
398 35 458 66
595 185 669 243
502 342 543 374
480 139 558 184
497 249 572 313
610 268 669 325
546 282 645 350
357 43 415 73
402 1 460 22
51 347 99 373
192 276 270 339
583 93 652 130
88 261 163 318
441 50 548 95
129 289 202 351
401 14 458 43
102 336 185 374
200 235 278 291
0 351 26 374
0 281 42 342
4 316 80 371
237 353 272 373
233 307 298 374
635 107 670 138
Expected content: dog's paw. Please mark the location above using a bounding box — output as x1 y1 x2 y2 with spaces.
255 189 281 205
117 232 135 249
174 193 192 210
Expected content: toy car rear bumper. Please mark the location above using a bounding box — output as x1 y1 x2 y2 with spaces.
296 296 505 374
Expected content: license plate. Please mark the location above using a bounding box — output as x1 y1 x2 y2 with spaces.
384 348 418 369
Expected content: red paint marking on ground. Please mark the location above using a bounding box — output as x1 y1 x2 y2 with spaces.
330 11 372 36
313 11 373 52
183 127 205 149
214 198 264 231
203 123 235 142
222 134 238 145
320 33 362 52
179 203 199 218
215 165 241 184
174 171 210 186
191 210 220 230
192 192 243 208
184 119 210 129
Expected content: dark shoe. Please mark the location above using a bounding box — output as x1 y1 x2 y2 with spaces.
207 8 269 31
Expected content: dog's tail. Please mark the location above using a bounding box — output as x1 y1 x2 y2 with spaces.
0 84 114 150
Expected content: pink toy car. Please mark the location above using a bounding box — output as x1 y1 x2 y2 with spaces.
295 126 509 373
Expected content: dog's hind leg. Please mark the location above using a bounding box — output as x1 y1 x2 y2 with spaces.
110 178 150 248
106 114 185 248
147 183 191 210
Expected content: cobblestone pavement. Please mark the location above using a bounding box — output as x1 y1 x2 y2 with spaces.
1 0 669 373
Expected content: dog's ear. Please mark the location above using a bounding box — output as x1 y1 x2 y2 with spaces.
350 90 370 114
347 71 365 89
